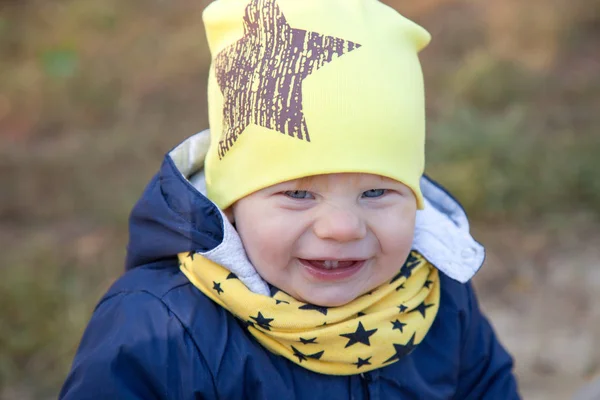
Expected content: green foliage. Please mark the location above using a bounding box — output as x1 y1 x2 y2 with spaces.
427 105 600 219
0 225 127 399
450 52 541 111
1 250 94 398
41 48 79 79
0 17 7 36
424 33 600 221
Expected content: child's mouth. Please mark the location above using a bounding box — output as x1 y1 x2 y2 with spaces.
303 260 360 269
298 259 366 281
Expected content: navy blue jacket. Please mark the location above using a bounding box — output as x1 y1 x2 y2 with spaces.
60 134 520 399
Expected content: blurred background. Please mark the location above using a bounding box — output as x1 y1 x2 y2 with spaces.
1 0 599 398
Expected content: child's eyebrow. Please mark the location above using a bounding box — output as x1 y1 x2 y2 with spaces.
291 176 318 188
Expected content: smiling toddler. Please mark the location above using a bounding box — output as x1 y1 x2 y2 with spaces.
60 0 520 398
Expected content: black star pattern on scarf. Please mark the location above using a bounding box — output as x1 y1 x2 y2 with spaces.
399 264 415 281
397 304 408 313
390 253 420 283
212 281 224 295
299 304 329 316
291 346 324 363
270 287 292 297
299 337 318 345
276 299 290 305
243 320 255 329
357 312 366 317
226 272 239 280
250 312 274 330
383 333 416 364
353 356 372 369
406 252 420 266
395 283 405 291
187 251 196 260
409 302 435 318
424 280 433 289
391 319 407 333
340 322 378 348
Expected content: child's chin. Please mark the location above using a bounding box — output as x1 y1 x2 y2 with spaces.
300 290 361 308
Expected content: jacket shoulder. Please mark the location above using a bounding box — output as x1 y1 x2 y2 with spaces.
437 270 471 313
60 270 220 399
101 260 191 302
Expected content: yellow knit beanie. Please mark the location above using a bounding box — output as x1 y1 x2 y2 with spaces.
203 0 431 209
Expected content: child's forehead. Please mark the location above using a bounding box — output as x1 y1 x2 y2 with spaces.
290 173 396 187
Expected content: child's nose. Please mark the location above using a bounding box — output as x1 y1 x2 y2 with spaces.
312 207 367 242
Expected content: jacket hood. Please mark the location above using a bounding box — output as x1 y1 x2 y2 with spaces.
126 131 485 295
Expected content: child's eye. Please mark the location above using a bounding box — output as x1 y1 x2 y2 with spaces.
362 189 387 198
283 190 314 199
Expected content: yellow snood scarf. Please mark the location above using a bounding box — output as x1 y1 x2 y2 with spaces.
180 251 440 375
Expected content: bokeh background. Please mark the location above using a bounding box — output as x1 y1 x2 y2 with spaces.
2 0 599 398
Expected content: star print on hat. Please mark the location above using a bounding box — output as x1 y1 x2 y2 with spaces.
179 250 440 375
214 0 361 159
203 0 432 210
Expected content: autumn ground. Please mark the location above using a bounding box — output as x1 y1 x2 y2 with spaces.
1 0 600 398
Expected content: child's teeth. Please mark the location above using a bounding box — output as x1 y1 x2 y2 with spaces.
323 260 338 269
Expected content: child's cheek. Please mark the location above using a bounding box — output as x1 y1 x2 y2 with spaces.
376 213 415 256
246 221 292 269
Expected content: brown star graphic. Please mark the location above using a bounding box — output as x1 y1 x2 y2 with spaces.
214 0 362 159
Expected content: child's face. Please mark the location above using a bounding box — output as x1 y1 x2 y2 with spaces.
231 173 417 307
